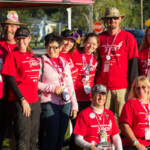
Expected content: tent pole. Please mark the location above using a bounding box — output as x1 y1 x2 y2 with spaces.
67 7 72 30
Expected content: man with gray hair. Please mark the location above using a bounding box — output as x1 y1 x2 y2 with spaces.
96 7 139 117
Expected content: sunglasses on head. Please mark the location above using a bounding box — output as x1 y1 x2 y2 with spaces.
106 17 119 20
136 86 147 90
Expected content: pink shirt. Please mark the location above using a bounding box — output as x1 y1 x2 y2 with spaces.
38 54 78 111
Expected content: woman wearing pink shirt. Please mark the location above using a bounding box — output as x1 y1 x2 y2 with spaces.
38 33 78 150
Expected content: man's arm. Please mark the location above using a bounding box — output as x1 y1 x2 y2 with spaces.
128 57 138 88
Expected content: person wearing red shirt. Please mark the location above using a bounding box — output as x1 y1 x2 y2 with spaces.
70 32 99 112
138 26 150 80
74 84 123 150
2 27 41 150
0 10 25 149
60 29 78 84
119 76 150 150
69 32 99 150
96 7 139 117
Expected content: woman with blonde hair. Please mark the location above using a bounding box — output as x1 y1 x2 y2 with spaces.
119 76 150 150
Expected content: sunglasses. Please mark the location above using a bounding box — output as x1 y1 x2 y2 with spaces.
106 17 119 20
136 86 147 90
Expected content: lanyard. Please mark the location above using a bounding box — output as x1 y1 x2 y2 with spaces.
94 111 105 131
50 57 65 83
106 30 119 55
18 50 36 60
6 42 12 52
138 99 150 126
82 53 93 76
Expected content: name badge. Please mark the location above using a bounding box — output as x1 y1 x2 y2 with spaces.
145 128 150 141
84 83 91 94
99 128 107 142
0 75 2 82
104 63 109 72
147 70 150 81
61 83 69 100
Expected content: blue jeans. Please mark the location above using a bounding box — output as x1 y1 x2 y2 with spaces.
41 102 71 150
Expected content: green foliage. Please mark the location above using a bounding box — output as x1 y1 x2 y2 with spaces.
72 6 89 31
0 0 148 32
49 9 67 22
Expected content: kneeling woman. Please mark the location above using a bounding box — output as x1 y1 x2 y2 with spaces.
73 84 123 150
119 76 150 150
2 27 41 150
38 33 78 150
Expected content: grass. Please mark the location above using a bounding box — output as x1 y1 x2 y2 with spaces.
2 123 71 150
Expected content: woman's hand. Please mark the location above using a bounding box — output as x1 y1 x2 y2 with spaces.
135 143 147 150
89 145 98 150
21 100 31 117
55 86 64 95
70 110 77 120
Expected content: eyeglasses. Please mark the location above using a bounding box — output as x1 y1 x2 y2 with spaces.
47 46 59 51
106 17 119 20
136 86 147 91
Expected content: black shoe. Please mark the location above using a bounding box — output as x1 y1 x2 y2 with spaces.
63 138 70 147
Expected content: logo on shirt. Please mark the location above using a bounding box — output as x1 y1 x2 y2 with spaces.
29 60 39 68
102 41 123 53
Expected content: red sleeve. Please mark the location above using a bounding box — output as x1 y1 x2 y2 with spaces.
119 100 133 127
109 111 120 136
73 110 89 136
126 32 139 60
2 53 17 77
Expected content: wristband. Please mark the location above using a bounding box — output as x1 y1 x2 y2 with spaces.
20 97 26 102
133 140 139 146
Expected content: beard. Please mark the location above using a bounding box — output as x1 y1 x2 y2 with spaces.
107 23 118 30
4 31 15 42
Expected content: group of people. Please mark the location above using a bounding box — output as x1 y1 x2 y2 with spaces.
0 6 150 150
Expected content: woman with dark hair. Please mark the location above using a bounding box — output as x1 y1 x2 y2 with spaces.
138 26 150 81
38 33 78 150
70 32 99 112
69 33 99 150
2 27 41 150
60 29 79 84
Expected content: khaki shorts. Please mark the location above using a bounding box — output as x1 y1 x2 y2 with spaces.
105 88 128 117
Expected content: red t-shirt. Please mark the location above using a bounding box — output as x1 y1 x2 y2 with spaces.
73 107 119 144
70 49 97 101
2 51 40 103
138 48 149 76
96 30 139 90
0 38 17 98
119 99 150 146
59 52 78 84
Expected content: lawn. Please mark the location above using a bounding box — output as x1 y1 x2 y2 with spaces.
2 123 71 150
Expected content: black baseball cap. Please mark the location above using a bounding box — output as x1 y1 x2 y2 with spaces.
15 27 30 39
